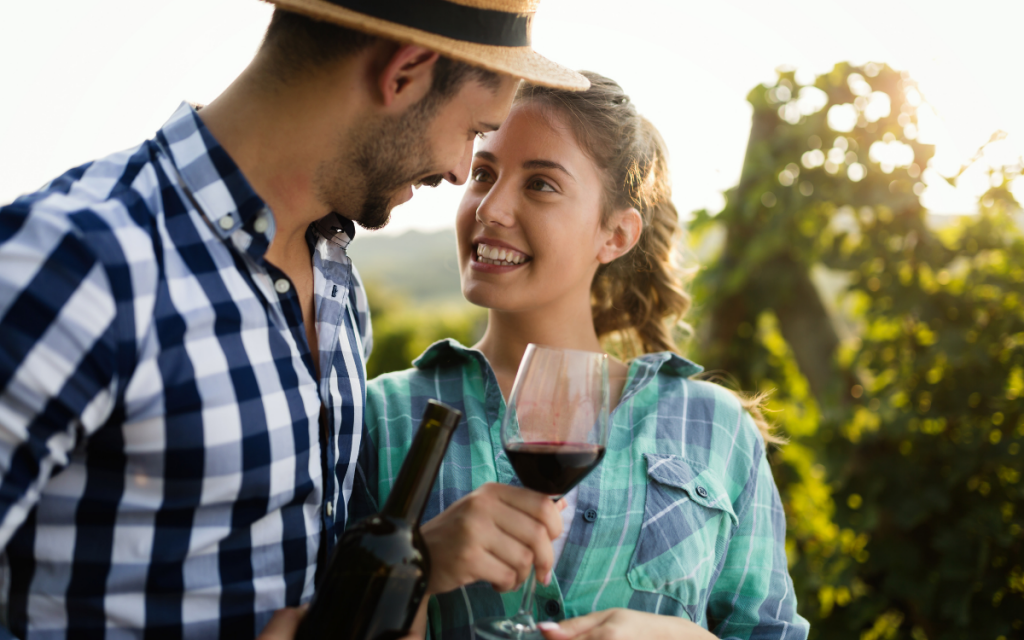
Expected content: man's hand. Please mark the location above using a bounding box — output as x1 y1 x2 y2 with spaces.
421 482 566 595
256 607 421 640
257 608 305 640
536 609 717 640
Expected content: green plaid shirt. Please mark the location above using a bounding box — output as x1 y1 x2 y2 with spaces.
350 340 809 640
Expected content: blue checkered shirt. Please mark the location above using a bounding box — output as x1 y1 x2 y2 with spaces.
0 103 372 639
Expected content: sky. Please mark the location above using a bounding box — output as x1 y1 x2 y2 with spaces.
2 0 1022 237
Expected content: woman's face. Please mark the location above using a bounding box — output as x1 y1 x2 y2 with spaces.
456 102 617 313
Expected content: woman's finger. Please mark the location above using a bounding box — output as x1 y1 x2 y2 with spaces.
537 610 615 640
487 501 556 581
471 543 532 592
482 525 542 587
489 483 566 540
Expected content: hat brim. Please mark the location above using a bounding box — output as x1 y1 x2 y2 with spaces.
261 0 590 91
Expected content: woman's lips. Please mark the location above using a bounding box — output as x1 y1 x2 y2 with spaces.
470 241 531 273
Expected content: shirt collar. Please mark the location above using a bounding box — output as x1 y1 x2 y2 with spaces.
412 339 704 378
413 338 483 369
154 102 357 254
631 351 704 378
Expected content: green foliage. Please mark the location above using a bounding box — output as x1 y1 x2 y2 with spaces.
347 230 465 305
690 63 1024 639
364 280 485 379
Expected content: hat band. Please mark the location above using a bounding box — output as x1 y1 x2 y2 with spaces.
327 0 532 47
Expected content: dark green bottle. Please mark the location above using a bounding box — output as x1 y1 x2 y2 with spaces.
296 400 462 640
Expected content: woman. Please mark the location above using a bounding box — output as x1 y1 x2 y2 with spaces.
348 72 809 639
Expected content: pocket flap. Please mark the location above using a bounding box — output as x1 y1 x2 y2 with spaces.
643 453 738 526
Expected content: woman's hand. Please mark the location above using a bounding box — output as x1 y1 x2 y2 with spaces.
537 609 717 640
420 482 566 595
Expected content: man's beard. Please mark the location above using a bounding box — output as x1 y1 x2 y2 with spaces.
320 101 443 231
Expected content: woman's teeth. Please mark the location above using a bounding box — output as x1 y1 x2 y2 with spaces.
476 243 528 266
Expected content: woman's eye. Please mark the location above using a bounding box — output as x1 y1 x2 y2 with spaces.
528 178 556 192
472 167 493 183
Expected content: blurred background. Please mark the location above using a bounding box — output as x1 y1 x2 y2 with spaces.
2 1 1023 638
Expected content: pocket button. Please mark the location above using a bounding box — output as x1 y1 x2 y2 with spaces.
583 508 598 523
695 485 709 499
544 600 561 616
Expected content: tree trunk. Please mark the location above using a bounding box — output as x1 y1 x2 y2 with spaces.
774 261 858 416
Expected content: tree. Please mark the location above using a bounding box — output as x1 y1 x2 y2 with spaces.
689 63 1024 639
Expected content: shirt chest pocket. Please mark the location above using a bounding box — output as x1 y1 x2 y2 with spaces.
627 453 738 618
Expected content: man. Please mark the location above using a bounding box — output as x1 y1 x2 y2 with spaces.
0 1 586 637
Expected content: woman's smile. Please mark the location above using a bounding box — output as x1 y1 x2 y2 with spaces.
472 236 533 272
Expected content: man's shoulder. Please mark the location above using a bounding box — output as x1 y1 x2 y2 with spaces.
4 141 164 234
2 141 167 268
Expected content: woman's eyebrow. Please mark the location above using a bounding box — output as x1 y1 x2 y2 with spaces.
522 159 575 182
473 152 576 183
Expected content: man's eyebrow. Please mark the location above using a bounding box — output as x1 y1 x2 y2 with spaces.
523 159 575 182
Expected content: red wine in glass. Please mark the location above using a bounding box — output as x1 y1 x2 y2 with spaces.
505 442 605 496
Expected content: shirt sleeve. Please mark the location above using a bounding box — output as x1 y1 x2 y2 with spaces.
0 201 120 550
707 417 810 640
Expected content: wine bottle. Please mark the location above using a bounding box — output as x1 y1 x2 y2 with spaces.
295 400 462 640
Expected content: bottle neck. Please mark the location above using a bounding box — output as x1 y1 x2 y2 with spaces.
381 402 461 527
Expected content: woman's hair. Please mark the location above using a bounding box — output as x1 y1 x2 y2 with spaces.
515 71 782 445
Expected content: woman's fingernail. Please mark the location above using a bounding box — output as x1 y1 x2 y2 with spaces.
541 571 552 585
537 622 561 631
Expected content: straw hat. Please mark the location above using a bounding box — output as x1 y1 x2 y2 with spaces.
260 0 589 91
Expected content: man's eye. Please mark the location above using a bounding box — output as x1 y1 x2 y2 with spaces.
528 178 555 192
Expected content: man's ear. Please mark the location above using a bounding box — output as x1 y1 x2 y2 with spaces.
598 207 642 264
376 44 440 110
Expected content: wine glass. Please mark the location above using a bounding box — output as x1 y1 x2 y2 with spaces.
475 344 610 640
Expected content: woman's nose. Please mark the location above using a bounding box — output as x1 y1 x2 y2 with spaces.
475 181 516 228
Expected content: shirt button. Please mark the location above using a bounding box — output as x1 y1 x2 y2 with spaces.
274 279 291 294
253 212 270 234
218 215 235 230
583 508 598 523
696 485 709 499
326 502 333 517
544 600 561 616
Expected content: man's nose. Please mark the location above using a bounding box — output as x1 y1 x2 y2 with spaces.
444 139 475 186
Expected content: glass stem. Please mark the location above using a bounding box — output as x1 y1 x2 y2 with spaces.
516 565 539 622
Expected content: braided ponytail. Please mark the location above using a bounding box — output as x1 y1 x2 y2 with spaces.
516 71 782 446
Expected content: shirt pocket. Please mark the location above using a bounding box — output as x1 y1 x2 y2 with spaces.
627 453 738 619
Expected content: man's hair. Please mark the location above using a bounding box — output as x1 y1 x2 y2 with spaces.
261 9 502 104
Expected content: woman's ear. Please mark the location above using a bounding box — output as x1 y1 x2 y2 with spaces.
597 207 642 264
